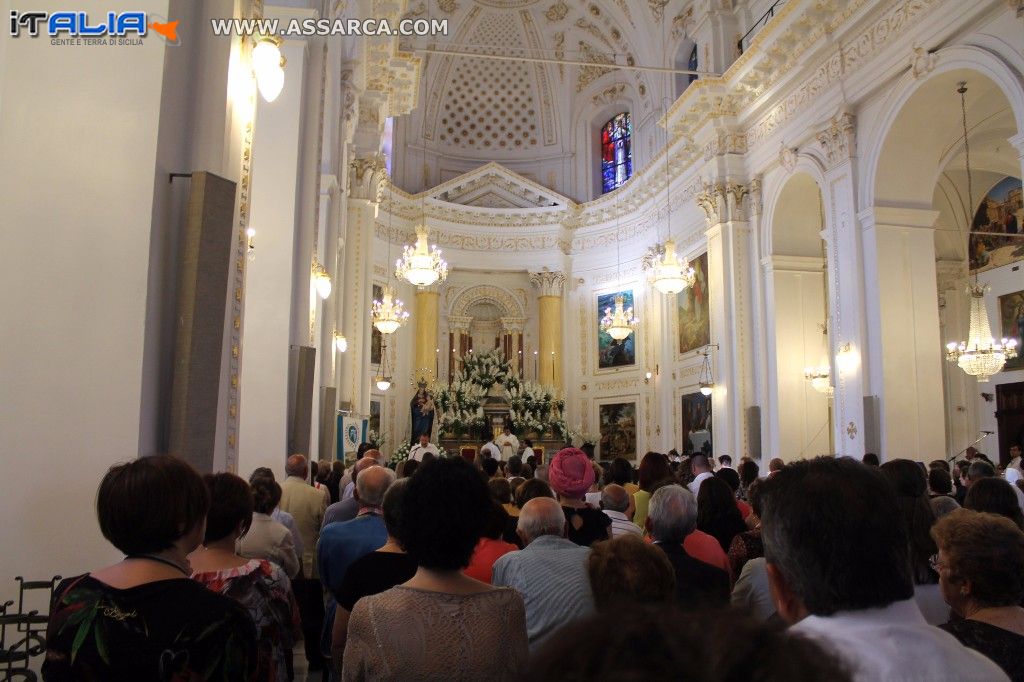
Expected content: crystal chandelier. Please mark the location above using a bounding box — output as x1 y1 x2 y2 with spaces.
945 81 1018 382
946 283 1017 382
396 224 448 287
371 285 409 335
600 294 638 341
652 239 697 294
804 366 834 397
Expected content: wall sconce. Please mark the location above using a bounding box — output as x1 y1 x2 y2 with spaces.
245 226 256 261
312 259 332 299
252 36 285 102
836 342 858 375
334 331 347 353
644 364 659 384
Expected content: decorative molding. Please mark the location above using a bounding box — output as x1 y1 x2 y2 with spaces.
695 181 751 225
349 154 387 202
910 45 938 79
816 112 856 168
703 129 748 160
779 145 798 173
529 268 567 297
576 41 615 93
545 1 568 23
596 377 641 390
437 0 458 13
592 82 628 106
450 284 526 319
1007 0 1024 18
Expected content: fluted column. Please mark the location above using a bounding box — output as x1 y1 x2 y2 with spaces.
415 287 440 384
530 269 566 393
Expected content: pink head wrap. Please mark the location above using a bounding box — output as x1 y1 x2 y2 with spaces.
548 447 595 499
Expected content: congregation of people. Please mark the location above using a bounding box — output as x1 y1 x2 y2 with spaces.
40 435 1024 681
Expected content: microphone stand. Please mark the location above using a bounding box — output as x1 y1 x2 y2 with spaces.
948 432 993 464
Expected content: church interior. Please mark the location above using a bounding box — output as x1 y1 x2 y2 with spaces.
3 0 1024 672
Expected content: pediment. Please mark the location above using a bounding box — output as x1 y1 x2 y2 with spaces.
427 162 573 210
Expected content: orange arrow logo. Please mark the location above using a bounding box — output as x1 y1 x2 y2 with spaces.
149 20 178 41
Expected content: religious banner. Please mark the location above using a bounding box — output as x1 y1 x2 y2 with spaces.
681 391 712 456
597 289 636 369
599 402 636 460
678 252 710 354
1000 289 1024 371
371 283 383 365
969 176 1024 273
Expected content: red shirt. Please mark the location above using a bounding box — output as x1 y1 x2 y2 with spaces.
736 499 753 520
644 529 733 582
463 537 518 584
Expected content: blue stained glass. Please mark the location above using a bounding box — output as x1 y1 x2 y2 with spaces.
601 112 633 193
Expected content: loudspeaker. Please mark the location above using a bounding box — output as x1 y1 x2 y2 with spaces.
288 346 316 456
318 386 337 461
746 405 762 460
168 171 236 473
863 395 881 456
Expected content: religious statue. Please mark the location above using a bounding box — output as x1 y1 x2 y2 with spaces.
410 382 435 444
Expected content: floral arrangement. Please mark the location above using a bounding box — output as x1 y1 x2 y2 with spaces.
366 429 385 451
507 381 564 436
433 377 487 437
459 349 516 391
389 440 449 467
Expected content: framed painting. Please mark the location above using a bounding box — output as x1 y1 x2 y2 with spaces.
678 252 711 354
369 399 381 435
599 402 637 460
1000 289 1024 371
681 391 712 457
597 289 636 369
371 283 383 365
969 176 1024 273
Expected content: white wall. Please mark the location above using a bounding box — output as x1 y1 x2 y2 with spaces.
0 0 171 590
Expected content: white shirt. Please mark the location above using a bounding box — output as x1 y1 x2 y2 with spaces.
409 442 440 462
688 471 714 497
603 509 641 537
791 598 1009 682
480 441 500 460
496 433 519 460
521 447 535 461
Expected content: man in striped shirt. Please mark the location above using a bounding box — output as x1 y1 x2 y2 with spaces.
599 484 640 537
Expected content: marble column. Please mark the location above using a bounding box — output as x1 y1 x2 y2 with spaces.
449 315 472 384
415 287 440 384
530 269 566 392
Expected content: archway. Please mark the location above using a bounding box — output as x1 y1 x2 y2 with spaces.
764 171 832 461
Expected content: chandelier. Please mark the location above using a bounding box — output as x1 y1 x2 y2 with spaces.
946 283 1017 382
945 81 1018 382
698 345 718 396
804 366 834 397
396 224 448 287
371 285 409 335
375 339 393 391
652 239 697 294
600 294 638 341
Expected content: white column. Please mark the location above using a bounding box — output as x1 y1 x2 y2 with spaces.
698 181 756 459
860 206 945 461
238 38 309 477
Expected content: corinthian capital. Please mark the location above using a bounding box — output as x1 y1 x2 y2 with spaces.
816 112 856 167
529 268 566 297
348 154 387 202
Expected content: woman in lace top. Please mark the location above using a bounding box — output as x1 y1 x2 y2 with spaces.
191 472 301 682
342 458 528 681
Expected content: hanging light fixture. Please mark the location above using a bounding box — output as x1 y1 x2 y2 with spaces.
312 258 332 299
698 344 718 396
600 218 638 341
371 285 410 334
396 217 448 287
252 36 285 102
804 366 834 397
375 339 392 391
651 95 695 295
945 81 1018 382
333 331 348 353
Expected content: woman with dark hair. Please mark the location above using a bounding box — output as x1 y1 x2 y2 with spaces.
728 480 765 577
933 509 1024 680
515 478 555 510
191 473 300 682
464 501 519 583
238 476 300 578
715 467 752 520
880 458 944 624
965 477 1024 530
634 452 673 529
43 456 257 680
696 477 748 554
607 457 638 495
738 459 759 500
342 458 528 680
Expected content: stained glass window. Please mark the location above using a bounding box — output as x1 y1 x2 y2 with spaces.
601 112 632 194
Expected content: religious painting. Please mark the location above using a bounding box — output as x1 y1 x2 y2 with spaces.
599 402 637 460
1000 289 1024 372
371 283 383 365
681 392 713 457
969 176 1024 273
678 252 711 354
597 289 636 369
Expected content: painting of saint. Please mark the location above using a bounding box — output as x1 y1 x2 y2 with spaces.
681 392 713 457
599 402 637 460
1000 289 1024 372
678 252 711 354
597 289 636 369
969 176 1024 273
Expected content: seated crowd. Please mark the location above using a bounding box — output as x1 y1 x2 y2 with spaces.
41 441 1024 681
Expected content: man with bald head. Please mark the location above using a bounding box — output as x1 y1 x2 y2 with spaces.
600 483 640 537
492 496 594 652
279 453 330 670
325 452 384 526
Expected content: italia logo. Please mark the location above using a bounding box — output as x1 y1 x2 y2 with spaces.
9 11 180 44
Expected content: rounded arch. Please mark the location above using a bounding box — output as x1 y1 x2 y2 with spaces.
861 45 1024 211
448 284 525 320
570 78 641 201
760 154 829 258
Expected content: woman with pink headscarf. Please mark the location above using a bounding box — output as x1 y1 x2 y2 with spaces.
549 448 612 547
